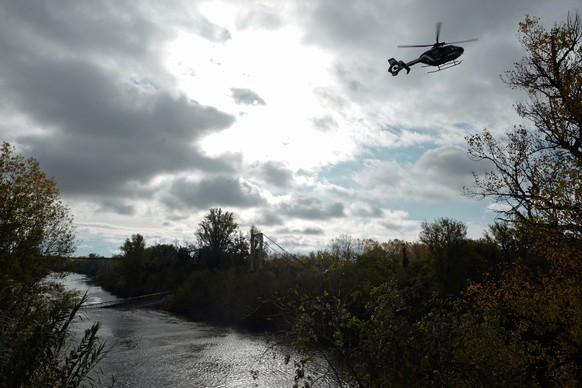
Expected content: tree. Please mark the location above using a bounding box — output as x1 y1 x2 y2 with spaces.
484 221 520 263
119 234 147 296
120 233 146 258
0 142 76 279
463 13 582 384
419 218 467 294
329 234 367 262
195 208 240 269
466 12 582 240
0 143 106 386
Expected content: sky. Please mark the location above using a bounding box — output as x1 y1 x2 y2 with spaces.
1 0 579 257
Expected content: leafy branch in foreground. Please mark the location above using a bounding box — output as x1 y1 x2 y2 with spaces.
0 281 108 388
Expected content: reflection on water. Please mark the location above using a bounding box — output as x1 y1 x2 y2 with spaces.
61 273 333 387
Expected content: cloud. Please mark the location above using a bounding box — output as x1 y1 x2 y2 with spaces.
99 202 137 216
236 5 286 30
278 194 346 220
356 145 483 202
302 226 325 235
311 115 338 132
162 176 265 210
349 201 385 218
0 1 239 204
230 88 267 105
255 161 294 188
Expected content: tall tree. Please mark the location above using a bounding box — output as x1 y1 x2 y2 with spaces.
0 143 105 386
329 234 364 262
195 208 240 269
466 12 582 240
464 13 582 385
484 221 520 263
419 218 468 294
0 142 76 278
120 234 147 296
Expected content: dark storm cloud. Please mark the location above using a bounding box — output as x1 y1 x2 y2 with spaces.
278 195 346 220
230 88 266 105
0 0 238 200
163 176 265 210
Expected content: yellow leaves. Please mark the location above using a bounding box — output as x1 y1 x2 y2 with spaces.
464 240 582 385
1 142 76 262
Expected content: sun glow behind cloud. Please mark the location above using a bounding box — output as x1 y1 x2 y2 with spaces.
163 7 362 170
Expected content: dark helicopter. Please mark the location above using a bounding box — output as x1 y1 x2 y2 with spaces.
388 22 477 76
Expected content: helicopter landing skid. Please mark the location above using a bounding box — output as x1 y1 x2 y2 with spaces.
424 60 462 73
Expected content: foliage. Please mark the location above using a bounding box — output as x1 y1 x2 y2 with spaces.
0 142 76 281
0 279 106 388
463 261 582 384
466 12 582 239
195 208 245 269
119 234 146 297
419 218 486 295
0 143 106 387
462 12 582 386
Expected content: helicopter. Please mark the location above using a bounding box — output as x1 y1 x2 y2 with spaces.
388 22 477 76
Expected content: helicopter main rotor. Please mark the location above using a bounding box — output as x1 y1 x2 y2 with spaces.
397 22 478 49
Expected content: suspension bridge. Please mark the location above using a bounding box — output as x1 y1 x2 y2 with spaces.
81 290 173 309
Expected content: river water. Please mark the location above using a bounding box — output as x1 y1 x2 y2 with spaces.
60 273 335 387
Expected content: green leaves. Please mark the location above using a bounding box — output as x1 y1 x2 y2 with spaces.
0 144 106 387
0 281 107 387
1 142 76 281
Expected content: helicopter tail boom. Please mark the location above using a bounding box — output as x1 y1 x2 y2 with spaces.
388 58 411 76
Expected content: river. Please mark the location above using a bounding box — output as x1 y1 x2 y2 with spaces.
60 273 336 387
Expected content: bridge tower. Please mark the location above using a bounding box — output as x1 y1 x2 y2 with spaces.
250 232 264 272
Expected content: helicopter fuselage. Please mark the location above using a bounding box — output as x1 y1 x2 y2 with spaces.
419 45 464 66
388 44 465 76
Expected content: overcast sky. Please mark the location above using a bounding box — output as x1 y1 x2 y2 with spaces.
1 0 579 256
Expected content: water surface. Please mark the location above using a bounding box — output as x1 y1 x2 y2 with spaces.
61 273 333 387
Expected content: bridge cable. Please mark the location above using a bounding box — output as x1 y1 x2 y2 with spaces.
262 233 305 265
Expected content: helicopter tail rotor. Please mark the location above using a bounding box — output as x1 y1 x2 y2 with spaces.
388 58 410 76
